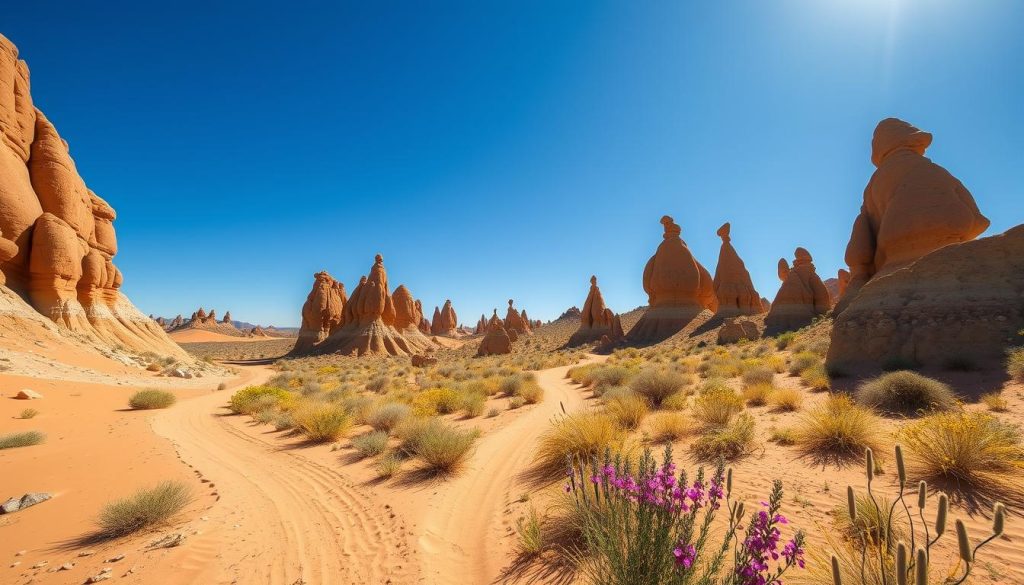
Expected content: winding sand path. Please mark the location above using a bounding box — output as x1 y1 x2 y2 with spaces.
415 358 602 585
149 365 418 585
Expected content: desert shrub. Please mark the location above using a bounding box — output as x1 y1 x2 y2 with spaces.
775 332 797 350
855 371 957 415
499 374 527 396
764 354 787 374
0 430 45 450
1007 347 1024 382
18 408 39 419
534 412 626 480
661 392 688 411
366 375 390 393
513 376 544 404
395 417 441 454
516 507 544 556
788 352 820 375
691 387 743 427
647 412 693 442
799 363 831 391
899 410 1024 490
229 385 292 415
794 395 883 462
97 481 190 537
565 448 804 585
741 382 773 406
351 431 389 458
460 392 486 418
365 402 412 433
589 365 635 392
833 492 902 546
376 452 402 479
605 392 649 430
128 389 176 410
217 382 227 391
629 369 686 407
273 412 295 431
768 427 796 446
567 363 600 386
411 387 460 416
486 407 500 418
508 396 526 409
981 393 1008 412
293 401 352 442
768 387 804 412
691 413 756 461
254 408 276 424
741 366 775 387
409 422 477 472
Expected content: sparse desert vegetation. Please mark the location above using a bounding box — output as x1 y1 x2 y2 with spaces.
128 388 177 410
0 430 45 450
96 481 191 538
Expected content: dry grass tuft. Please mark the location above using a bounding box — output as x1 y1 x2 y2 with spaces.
855 371 957 415
793 395 884 463
691 387 743 427
604 392 649 430
97 481 191 538
741 382 774 406
534 412 626 481
768 387 804 412
0 430 45 450
691 413 756 461
293 401 352 442
628 369 687 407
128 389 176 410
646 412 693 442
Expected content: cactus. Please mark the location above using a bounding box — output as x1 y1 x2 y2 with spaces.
830 444 1006 585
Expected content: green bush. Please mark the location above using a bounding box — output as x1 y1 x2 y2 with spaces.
351 431 390 458
128 389 176 410
97 481 191 537
293 401 352 442
229 385 292 415
691 387 743 427
741 366 775 387
366 402 412 433
409 422 478 472
855 371 957 415
0 430 45 450
788 352 820 375
691 413 756 461
1008 347 1024 382
629 369 686 407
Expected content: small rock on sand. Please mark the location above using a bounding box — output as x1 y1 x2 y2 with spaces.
14 389 42 399
1 492 52 514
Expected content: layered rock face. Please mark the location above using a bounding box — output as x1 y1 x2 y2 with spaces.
836 118 989 311
430 299 458 336
293 255 435 356
477 310 512 356
627 216 717 343
764 248 831 335
293 271 347 353
828 225 1024 371
504 299 532 336
568 275 623 346
0 35 185 359
712 223 763 318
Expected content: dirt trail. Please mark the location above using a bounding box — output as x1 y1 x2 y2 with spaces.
415 357 603 585
149 364 417 585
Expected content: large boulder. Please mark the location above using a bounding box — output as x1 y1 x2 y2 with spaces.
627 215 717 343
764 247 830 335
293 271 346 352
712 223 763 318
477 310 512 356
836 118 989 311
827 225 1024 372
717 317 761 344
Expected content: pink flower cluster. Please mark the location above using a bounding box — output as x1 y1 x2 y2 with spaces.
587 462 725 515
735 503 805 585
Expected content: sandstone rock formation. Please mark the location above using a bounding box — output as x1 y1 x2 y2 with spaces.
558 306 582 321
712 223 763 318
294 271 347 353
474 314 486 334
430 299 458 337
293 255 435 356
222 311 231 324
627 216 717 343
568 275 624 346
837 118 990 312
504 299 532 336
828 225 1024 372
764 248 831 335
760 297 771 312
0 35 186 359
411 354 438 367
169 314 183 329
717 317 760 344
477 310 512 356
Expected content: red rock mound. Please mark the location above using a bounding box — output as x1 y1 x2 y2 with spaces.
627 216 717 343
477 310 512 356
504 299 532 336
712 223 763 318
293 271 347 353
0 35 185 359
764 248 830 335
837 118 989 310
828 224 1024 372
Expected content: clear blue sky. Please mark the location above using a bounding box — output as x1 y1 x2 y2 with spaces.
6 1 1022 326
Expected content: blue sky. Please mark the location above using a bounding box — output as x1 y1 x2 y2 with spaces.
5 1 1022 326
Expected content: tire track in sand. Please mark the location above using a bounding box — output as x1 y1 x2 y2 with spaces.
150 365 417 585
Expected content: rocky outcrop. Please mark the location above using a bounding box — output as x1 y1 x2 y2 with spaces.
828 225 1024 372
430 299 458 337
294 255 436 356
837 118 989 311
504 299 531 336
717 317 760 344
222 311 231 324
764 248 831 335
0 35 185 359
477 310 512 356
712 223 763 318
474 314 486 334
558 306 582 321
293 271 347 352
568 275 624 346
627 216 717 343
